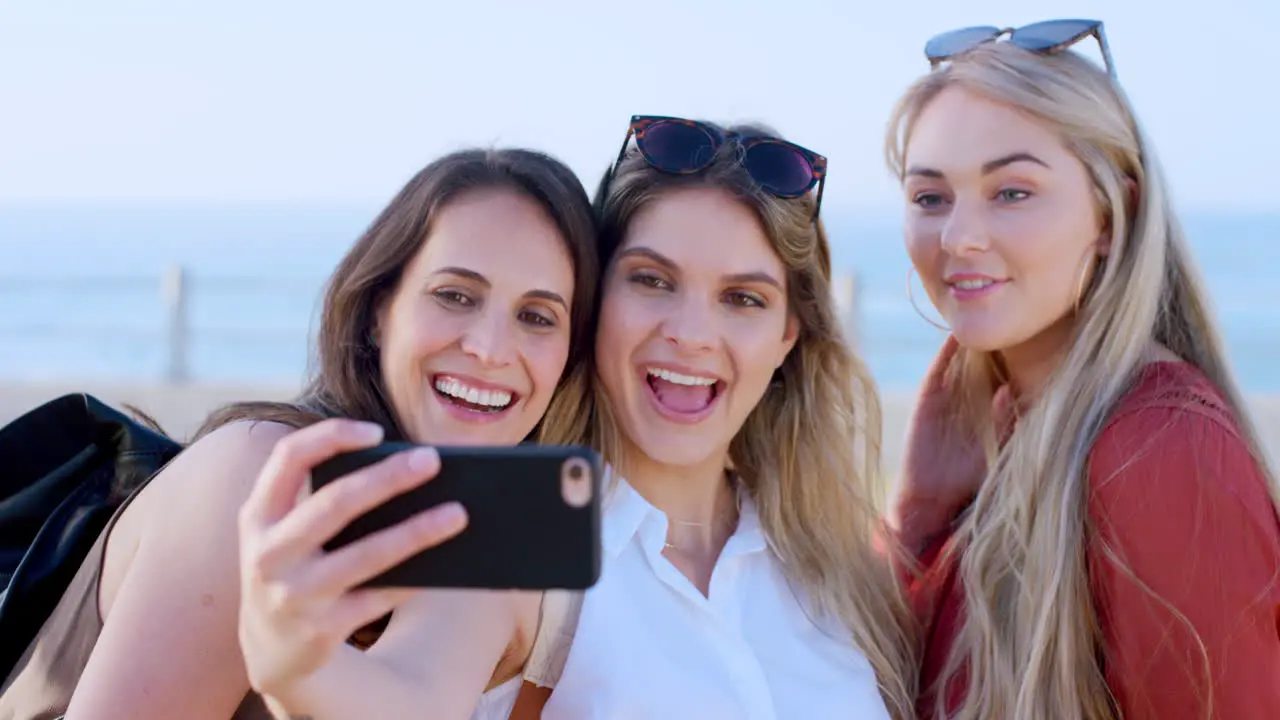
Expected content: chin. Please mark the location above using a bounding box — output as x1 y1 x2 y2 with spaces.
432 427 527 447
950 331 1006 353
629 428 724 470
949 317 1021 354
405 407 536 448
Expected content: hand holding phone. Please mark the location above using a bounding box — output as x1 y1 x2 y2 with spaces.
237 419 468 704
310 443 603 591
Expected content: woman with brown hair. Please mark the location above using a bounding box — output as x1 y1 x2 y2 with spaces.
0 147 601 720
240 115 921 719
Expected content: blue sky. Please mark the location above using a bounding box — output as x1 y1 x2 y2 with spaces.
1 0 1275 214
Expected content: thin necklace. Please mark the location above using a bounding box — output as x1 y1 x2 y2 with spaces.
662 510 738 552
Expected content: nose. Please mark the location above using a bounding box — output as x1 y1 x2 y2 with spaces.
660 293 717 354
939 199 990 256
460 307 516 368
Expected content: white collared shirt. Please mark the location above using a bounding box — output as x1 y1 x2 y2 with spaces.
539 474 891 720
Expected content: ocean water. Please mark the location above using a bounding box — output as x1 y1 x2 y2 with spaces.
0 204 1276 393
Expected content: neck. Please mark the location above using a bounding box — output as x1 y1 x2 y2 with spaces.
620 441 737 556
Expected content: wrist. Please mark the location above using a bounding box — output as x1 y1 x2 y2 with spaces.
892 494 961 555
258 668 326 720
893 492 956 525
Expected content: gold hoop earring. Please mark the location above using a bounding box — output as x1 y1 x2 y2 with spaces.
906 266 950 332
1073 257 1097 315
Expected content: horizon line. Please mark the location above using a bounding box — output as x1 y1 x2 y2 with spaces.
2 198 1278 219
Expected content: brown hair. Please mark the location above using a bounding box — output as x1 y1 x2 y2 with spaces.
193 147 600 445
543 121 918 719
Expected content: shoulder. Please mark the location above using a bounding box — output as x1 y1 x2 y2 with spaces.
1091 362 1246 470
97 418 301 623
164 418 296 486
186 417 299 461
132 420 298 533
1087 361 1270 532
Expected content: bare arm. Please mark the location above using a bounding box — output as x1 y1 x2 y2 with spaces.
64 420 296 720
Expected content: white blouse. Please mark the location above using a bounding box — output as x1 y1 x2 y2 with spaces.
470 675 521 720
533 475 892 720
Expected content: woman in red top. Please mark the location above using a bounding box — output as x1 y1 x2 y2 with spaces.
882 20 1280 720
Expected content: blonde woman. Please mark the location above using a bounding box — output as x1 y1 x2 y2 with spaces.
885 19 1280 720
237 115 920 719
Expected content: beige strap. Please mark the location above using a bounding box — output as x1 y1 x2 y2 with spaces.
521 588 584 688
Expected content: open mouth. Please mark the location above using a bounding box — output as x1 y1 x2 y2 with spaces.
643 366 724 420
432 374 518 416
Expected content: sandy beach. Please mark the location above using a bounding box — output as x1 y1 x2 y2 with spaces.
3 379 1278 478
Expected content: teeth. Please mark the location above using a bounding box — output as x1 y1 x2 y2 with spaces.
954 279 994 290
433 377 513 408
647 367 717 386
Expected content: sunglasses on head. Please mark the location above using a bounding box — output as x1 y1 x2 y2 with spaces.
924 19 1116 78
612 115 828 220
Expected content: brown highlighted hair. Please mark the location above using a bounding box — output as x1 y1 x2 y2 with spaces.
193 148 600 445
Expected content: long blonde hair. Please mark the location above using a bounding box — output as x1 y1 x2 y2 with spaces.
885 42 1280 720
545 120 919 718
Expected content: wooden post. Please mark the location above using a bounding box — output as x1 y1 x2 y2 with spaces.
162 264 189 384
834 270 861 348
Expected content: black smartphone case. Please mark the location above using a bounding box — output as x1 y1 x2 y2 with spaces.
310 443 603 591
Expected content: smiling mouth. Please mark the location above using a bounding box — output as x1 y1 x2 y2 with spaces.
644 367 723 415
946 277 1009 299
432 375 518 415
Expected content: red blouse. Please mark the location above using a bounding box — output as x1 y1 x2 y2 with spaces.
910 362 1280 719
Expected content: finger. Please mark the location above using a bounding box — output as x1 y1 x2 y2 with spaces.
254 447 441 571
244 418 386 528
328 587 422 642
303 502 468 596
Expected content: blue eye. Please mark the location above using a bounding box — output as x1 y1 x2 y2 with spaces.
996 188 1031 202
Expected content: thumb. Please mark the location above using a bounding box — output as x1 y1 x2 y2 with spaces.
921 335 962 396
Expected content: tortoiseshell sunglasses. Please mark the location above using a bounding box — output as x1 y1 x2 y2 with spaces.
925 19 1116 79
613 115 828 220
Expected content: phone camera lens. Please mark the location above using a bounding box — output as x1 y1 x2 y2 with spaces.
567 462 585 481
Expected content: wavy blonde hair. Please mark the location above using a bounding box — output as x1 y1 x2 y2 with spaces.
885 42 1280 720
541 121 919 719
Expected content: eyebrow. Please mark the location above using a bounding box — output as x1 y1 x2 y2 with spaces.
616 246 783 291
431 266 568 309
905 151 1051 179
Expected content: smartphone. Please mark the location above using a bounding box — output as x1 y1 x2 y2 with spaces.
310 443 602 591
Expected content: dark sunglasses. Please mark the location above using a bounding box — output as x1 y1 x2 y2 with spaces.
612 115 827 220
924 19 1116 78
